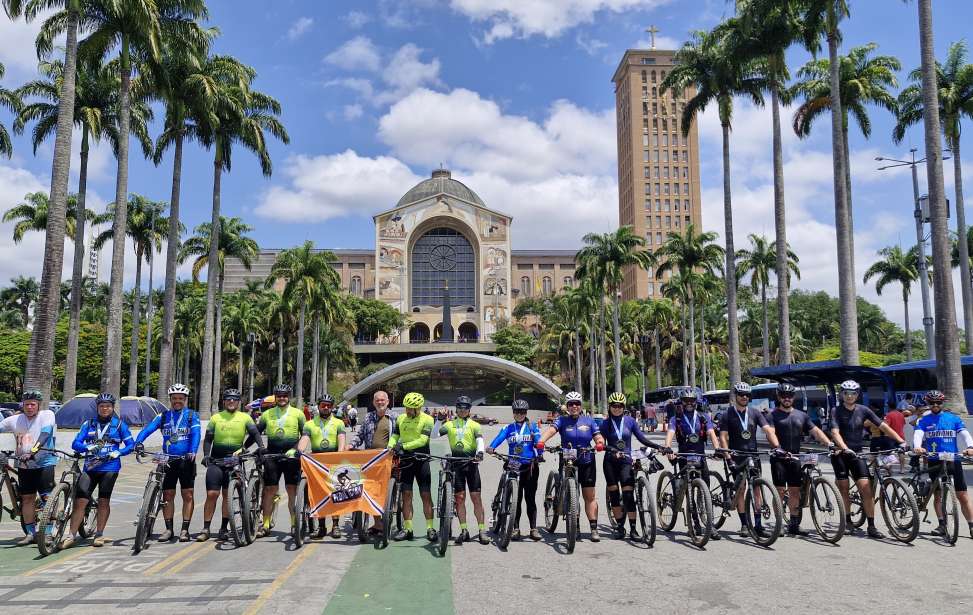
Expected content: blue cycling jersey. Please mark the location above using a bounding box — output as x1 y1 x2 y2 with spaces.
917 411 968 454
601 414 654 456
72 416 135 472
552 414 600 463
490 420 541 460
134 408 200 456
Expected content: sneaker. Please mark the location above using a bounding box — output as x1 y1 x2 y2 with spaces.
217 530 229 542
786 524 809 537
393 529 413 541
738 527 750 538
455 529 470 545
16 534 35 546
866 526 886 540
157 529 174 542
254 527 268 539
329 525 341 539
478 530 489 545
628 526 641 541
58 536 75 550
931 524 946 537
612 525 625 540
709 531 722 541
92 536 107 547
426 528 438 542
968 525 973 539
589 528 601 542
178 529 191 542
196 531 210 542
510 529 522 541
529 528 542 541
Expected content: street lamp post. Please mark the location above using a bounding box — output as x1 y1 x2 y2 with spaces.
247 331 256 402
638 333 652 407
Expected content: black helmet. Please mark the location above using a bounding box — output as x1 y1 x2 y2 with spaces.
223 388 241 400
318 393 335 404
95 392 116 406
512 399 530 412
456 395 472 410
777 382 797 396
274 383 292 395
21 389 42 402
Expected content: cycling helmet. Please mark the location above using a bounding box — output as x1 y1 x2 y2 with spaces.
21 389 42 402
839 380 860 392
318 393 335 404
924 389 946 403
512 399 530 412
455 395 472 409
222 388 241 400
95 392 116 406
168 383 190 396
678 388 697 401
403 392 425 409
732 382 752 395
273 383 292 395
565 391 583 403
608 392 627 405
777 382 797 396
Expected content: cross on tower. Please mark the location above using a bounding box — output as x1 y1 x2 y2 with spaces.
646 25 660 50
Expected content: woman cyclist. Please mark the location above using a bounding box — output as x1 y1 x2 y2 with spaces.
487 399 543 540
602 392 660 539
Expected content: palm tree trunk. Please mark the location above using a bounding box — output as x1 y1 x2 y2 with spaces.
951 140 973 351
277 328 284 384
198 158 223 417
903 289 912 363
688 296 697 388
721 122 741 383
700 302 708 390
761 283 770 367
827 27 860 366
681 304 688 385
127 248 143 397
598 297 608 409
322 353 329 398
248 340 256 401
182 341 190 385
842 125 857 279
295 300 306 407
654 330 662 389
771 86 792 366
310 318 320 401
63 125 89 401
588 329 596 405
24 8 78 404
237 341 244 393
917 0 965 411
157 133 184 399
101 38 133 397
211 271 225 410
611 289 623 393
573 331 583 394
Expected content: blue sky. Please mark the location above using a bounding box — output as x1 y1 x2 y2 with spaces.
1 0 973 327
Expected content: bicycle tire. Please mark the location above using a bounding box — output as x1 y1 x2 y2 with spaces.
810 477 845 544
656 470 677 532
489 476 504 535
36 482 70 556
605 484 621 532
437 478 453 557
746 477 782 547
79 499 98 539
636 475 657 547
134 480 161 554
246 474 262 542
846 482 866 528
939 481 960 545
880 476 919 543
543 471 560 533
686 477 713 548
710 474 732 530
353 511 368 543
293 479 307 548
228 478 249 548
564 476 579 554
380 478 398 549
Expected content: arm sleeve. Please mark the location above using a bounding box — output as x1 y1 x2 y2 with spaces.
203 430 214 457
667 416 677 432
134 415 161 445
257 414 267 434
189 413 201 453
117 422 136 456
245 421 263 450
72 423 90 453
912 427 925 449
297 413 306 433
439 424 448 436
489 425 509 449
475 425 485 454
960 428 973 449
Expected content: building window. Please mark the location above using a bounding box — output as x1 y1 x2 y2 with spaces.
643 150 649 162
662 166 669 179
641 85 648 98
656 232 662 245
663 199 670 212
662 118 668 132
563 276 573 289
520 276 531 297
651 150 659 162
684 199 690 211
685 215 691 225
652 86 658 98
675 216 680 228
665 215 671 227
643 166 650 178
651 70 656 82
411 227 476 309
642 102 648 115
642 134 649 146
683 182 689 194
652 118 658 129
647 282 654 295
653 184 660 196
645 199 652 210
662 134 669 147
651 134 658 147
674 184 680 196
655 199 661 212
458 322 478 343
642 57 656 65
681 167 688 179
409 322 430 343
674 200 680 212
542 276 553 296
663 184 670 196
682 151 689 162
662 151 669 163
641 70 647 83
653 166 660 179
656 215 662 226
642 118 649 130
646 233 653 245
644 183 651 195
350 275 363 297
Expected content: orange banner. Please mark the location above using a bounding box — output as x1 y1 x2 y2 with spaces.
300 449 392 518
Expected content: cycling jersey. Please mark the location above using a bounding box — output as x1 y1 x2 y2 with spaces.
134 408 200 456
719 406 768 452
770 408 815 454
668 409 714 454
258 405 306 451
914 411 972 454
388 412 434 454
208 410 257 459
490 420 542 460
600 414 654 456
72 416 135 472
832 404 882 451
304 415 345 452
439 417 483 457
552 414 600 463
0 410 57 468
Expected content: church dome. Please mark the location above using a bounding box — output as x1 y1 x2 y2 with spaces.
396 169 485 208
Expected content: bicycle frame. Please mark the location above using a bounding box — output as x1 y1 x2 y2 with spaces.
0 452 23 521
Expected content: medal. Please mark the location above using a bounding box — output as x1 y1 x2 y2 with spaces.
276 428 285 436
741 431 752 440
514 445 524 454
688 434 700 444
683 411 700 444
273 408 287 436
616 440 626 450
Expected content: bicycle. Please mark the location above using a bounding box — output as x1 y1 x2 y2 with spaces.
604 447 661 547
246 452 289 539
0 451 28 534
844 449 919 542
905 451 970 545
293 453 323 548
489 451 532 550
709 450 783 547
207 452 261 547
132 450 183 554
542 446 592 554
379 454 408 549
776 450 846 543
35 448 101 556
423 453 475 557
655 451 714 548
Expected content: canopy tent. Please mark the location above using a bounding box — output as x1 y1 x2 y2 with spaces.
55 394 166 428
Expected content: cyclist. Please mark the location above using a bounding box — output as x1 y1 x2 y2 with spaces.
198 388 264 542
830 379 908 539
0 390 57 546
767 383 835 536
487 399 543 541
388 391 436 541
718 382 781 538
602 391 659 540
60 393 135 548
298 394 346 539
255 384 306 538
348 406 358 429
911 389 973 537
134 382 199 542
439 395 488 545
538 391 606 542
663 387 722 539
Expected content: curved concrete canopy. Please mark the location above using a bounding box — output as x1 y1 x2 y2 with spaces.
341 352 562 402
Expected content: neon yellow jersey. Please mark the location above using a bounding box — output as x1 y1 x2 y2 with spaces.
304 415 345 452
439 417 482 456
207 410 255 459
388 412 434 454
259 405 305 450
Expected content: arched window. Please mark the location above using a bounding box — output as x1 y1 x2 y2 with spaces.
350 275 363 297
563 276 573 289
542 276 553 296
409 322 430 343
411 227 476 309
520 276 531 297
458 322 478 343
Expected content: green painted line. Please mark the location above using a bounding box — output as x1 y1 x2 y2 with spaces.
322 442 454 615
0 539 71 576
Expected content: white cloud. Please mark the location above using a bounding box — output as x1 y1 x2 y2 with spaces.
286 17 314 41
343 11 371 29
324 36 381 72
0 10 46 77
325 77 374 99
634 34 682 52
326 41 443 107
343 104 364 121
576 32 608 56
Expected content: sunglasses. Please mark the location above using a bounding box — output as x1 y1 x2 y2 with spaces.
929 401 943 406
513 409 527 414
609 403 624 408
735 393 751 398
778 394 795 399
566 401 582 407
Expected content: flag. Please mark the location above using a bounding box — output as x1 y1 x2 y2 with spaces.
300 449 392 518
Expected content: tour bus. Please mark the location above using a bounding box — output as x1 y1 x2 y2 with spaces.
879 356 973 409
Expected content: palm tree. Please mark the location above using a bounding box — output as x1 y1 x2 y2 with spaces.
15 56 151 400
0 61 21 157
222 291 264 395
3 191 89 243
266 242 339 407
576 226 653 395
180 217 259 409
863 246 919 362
0 276 39 328
894 40 973 353
661 26 764 384
736 234 800 367
266 292 292 387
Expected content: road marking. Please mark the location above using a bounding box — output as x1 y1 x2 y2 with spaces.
162 542 215 576
145 540 208 575
242 543 319 615
22 546 94 577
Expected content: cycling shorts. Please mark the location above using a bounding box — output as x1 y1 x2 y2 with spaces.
76 471 118 500
830 451 869 481
451 459 481 493
928 459 968 492
205 462 236 491
602 455 635 487
729 455 762 481
263 456 301 487
577 460 597 489
399 457 432 493
770 457 803 488
18 466 55 496
162 457 197 491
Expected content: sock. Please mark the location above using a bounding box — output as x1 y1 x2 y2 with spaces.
290 513 296 526
181 520 190 532
845 515 853 525
220 518 229 533
589 519 598 531
25 523 36 536
459 522 468 530
789 515 800 527
94 531 103 537
629 518 637 529
426 519 434 530
203 520 211 531
263 516 272 529
939 517 947 525
738 512 747 525
165 518 174 531
754 515 762 529
404 519 413 531
478 523 486 531
968 522 973 530
866 517 875 528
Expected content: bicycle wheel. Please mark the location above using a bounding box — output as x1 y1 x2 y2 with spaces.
656 470 677 532
134 481 161 554
605 484 621 532
489 477 504 535
810 477 845 544
437 478 453 557
227 478 250 548
880 476 919 543
380 478 399 549
686 478 713 548
710 474 732 530
746 478 782 547
497 477 518 550
36 482 70 556
246 473 262 541
937 482 961 545
564 476 579 554
846 482 866 527
543 471 560 533
635 475 657 547
293 479 307 548
79 499 98 539
353 511 368 543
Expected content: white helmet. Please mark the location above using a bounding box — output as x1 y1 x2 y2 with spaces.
839 380 860 392
565 391 583 403
732 382 752 395
168 383 190 396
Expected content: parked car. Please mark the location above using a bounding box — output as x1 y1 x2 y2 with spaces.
471 413 498 426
